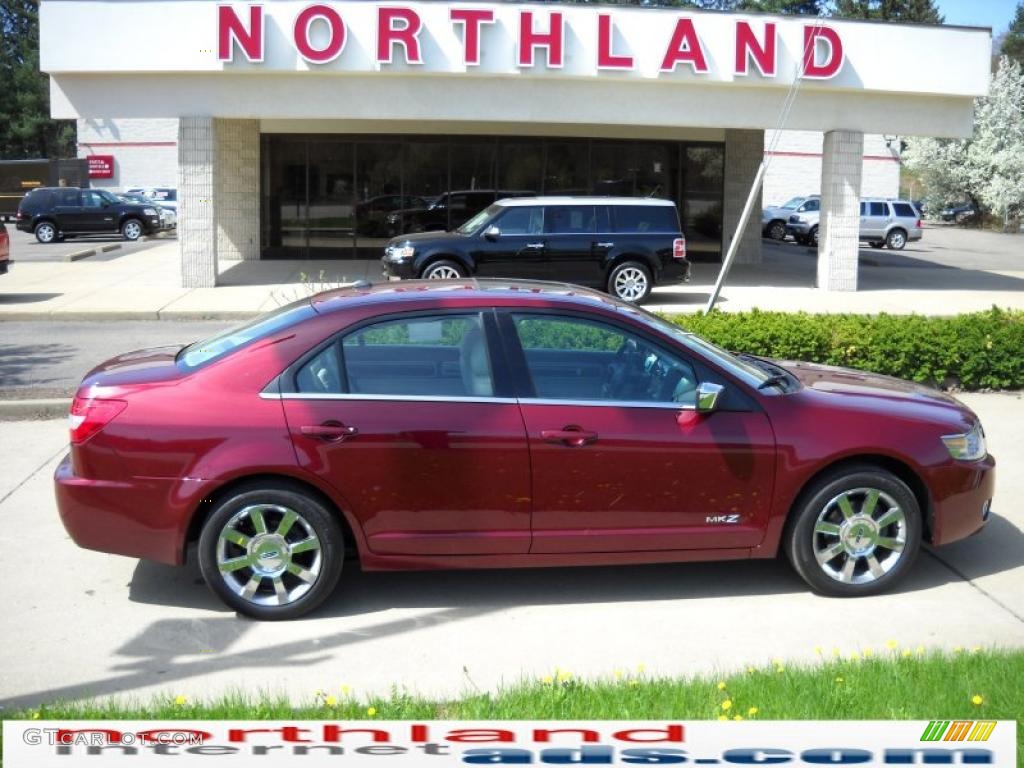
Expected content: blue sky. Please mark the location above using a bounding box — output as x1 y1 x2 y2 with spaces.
937 0 1018 32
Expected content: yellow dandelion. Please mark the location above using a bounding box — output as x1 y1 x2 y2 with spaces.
971 695 984 706
614 669 624 680
916 645 926 656
971 645 982 653
717 681 727 691
863 648 874 658
733 715 744 721
324 695 338 707
814 646 823 655
367 707 378 716
849 651 861 661
746 666 756 674
885 639 898 650
541 675 554 685
637 663 646 674
718 715 728 721
831 648 841 658
835 676 845 684
773 658 784 667
31 711 41 720
557 670 573 683
953 646 964 654
901 649 913 658
629 680 640 688
748 707 759 716
340 685 350 695
174 695 187 706
721 700 733 711
314 688 324 697
776 666 785 674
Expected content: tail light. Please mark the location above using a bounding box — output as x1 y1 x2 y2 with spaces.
673 236 687 261
69 396 126 444
15 210 23 220
916 219 922 228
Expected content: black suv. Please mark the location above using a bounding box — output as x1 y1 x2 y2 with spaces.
15 187 162 243
382 196 689 303
385 189 535 236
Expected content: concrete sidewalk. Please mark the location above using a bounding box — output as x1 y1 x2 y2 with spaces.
1 236 1023 321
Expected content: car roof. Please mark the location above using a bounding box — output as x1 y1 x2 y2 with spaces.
310 278 636 316
497 196 676 207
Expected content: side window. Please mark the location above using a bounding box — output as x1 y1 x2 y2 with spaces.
860 202 867 216
800 199 820 212
495 206 543 235
513 314 698 406
544 205 596 234
892 202 917 218
612 205 679 233
82 191 104 209
295 345 343 394
338 314 494 398
56 189 79 206
869 202 888 217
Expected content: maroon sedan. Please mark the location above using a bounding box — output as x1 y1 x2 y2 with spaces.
55 281 995 619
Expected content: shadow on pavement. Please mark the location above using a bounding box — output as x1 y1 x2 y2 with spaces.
0 341 76 388
0 293 62 304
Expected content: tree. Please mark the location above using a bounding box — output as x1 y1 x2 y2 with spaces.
829 0 943 23
903 57 1024 223
0 0 75 159
1001 3 1024 68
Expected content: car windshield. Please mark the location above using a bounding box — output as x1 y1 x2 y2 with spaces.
781 197 805 210
177 299 316 370
456 205 499 234
623 308 776 389
98 190 121 204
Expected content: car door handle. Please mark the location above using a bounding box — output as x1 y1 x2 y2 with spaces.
594 242 614 248
541 426 598 447
525 242 545 249
300 422 358 442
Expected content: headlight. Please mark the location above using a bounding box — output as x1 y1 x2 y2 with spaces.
388 245 415 260
942 422 986 461
143 208 158 216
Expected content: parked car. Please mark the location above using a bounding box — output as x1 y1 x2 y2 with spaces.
355 194 426 237
382 196 689 303
762 195 819 241
0 220 10 275
125 187 177 213
16 187 162 243
940 202 977 224
119 192 176 231
385 189 535 235
787 198 923 250
54 280 995 619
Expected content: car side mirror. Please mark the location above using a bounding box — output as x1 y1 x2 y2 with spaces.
483 225 501 240
696 382 725 413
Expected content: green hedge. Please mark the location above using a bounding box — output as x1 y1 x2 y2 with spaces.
664 307 1024 391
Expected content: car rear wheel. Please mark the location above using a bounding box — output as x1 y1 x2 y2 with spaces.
198 484 345 620
785 466 921 597
34 221 57 244
810 225 819 247
869 241 884 249
886 229 907 250
608 261 653 303
768 221 787 241
421 259 466 280
121 219 143 241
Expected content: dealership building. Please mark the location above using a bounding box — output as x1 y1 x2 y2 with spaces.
42 1 991 290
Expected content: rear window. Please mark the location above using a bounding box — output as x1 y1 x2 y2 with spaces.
892 203 918 218
24 190 55 208
612 205 679 233
178 299 316 370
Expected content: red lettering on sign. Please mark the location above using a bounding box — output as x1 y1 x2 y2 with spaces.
218 5 264 62
660 18 708 73
294 4 346 64
449 8 495 66
378 7 423 64
735 21 776 77
518 11 564 68
802 25 844 78
597 13 633 70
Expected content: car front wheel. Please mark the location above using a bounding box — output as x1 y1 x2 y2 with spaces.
421 260 466 280
198 483 345 620
34 221 57 244
608 261 653 303
121 219 143 241
784 466 921 597
768 221 787 241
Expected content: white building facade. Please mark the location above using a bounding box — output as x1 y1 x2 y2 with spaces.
42 0 990 291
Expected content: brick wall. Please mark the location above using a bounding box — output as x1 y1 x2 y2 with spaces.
178 117 216 288
723 129 764 265
817 130 864 292
214 119 260 262
76 118 178 190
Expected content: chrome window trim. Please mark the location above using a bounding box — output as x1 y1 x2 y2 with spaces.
259 391 694 410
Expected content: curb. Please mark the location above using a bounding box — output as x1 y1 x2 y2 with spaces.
0 399 70 421
61 243 122 263
0 310 258 322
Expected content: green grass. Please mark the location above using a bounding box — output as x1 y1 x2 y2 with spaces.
6 650 1021 753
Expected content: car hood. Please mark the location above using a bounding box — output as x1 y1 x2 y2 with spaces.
763 206 796 220
776 359 965 409
80 345 186 391
389 230 465 245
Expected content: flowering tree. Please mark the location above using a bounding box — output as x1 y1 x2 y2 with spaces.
903 57 1024 222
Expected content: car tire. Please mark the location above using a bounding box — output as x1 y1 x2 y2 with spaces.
886 228 908 250
869 241 884 249
420 259 466 280
34 221 57 244
608 261 653 303
768 221 787 241
121 218 144 242
784 465 922 597
198 483 346 620
809 225 819 247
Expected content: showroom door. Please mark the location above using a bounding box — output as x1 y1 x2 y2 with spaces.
505 312 775 554
282 311 531 557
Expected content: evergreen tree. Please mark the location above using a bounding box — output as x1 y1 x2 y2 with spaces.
830 0 944 23
1001 3 1024 68
0 0 75 159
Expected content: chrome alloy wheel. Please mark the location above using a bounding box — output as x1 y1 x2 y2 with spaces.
613 267 648 301
123 220 142 240
812 488 907 585
216 504 323 606
423 264 461 279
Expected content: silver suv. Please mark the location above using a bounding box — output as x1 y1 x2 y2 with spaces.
786 198 923 250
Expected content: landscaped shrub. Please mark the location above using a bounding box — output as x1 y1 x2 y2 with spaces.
664 307 1024 391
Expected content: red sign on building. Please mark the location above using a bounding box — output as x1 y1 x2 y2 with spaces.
87 155 115 179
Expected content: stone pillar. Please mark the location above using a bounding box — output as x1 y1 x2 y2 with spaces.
215 119 260 262
817 130 864 291
178 117 217 288
722 129 764 265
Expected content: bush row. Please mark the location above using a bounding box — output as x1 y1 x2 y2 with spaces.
665 307 1024 391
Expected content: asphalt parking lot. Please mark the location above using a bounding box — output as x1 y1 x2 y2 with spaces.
6 227 174 263
1 393 1021 710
